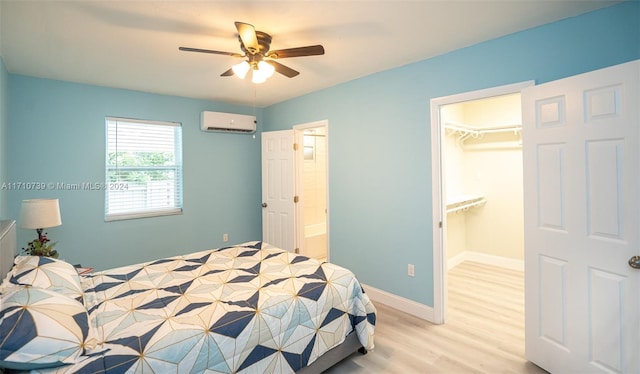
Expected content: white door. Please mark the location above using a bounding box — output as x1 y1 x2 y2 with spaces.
523 60 639 373
261 130 295 252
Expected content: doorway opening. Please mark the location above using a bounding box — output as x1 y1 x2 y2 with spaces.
430 81 534 324
430 82 533 364
294 120 329 261
441 93 526 348
441 93 524 272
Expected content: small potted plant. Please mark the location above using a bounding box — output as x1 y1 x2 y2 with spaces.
23 232 59 258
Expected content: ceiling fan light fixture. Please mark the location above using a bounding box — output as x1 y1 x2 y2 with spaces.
258 61 275 78
232 61 250 79
251 70 267 84
251 61 275 84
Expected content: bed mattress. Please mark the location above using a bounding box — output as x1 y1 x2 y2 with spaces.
0 241 376 373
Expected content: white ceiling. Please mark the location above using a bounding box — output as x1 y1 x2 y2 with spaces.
0 1 619 107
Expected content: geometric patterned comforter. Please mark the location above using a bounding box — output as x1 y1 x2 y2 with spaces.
35 241 376 373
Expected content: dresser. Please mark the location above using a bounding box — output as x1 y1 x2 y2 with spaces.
0 219 16 280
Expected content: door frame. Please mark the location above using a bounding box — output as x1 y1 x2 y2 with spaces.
430 81 534 324
293 120 330 260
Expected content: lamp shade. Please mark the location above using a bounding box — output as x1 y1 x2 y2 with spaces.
232 61 250 79
19 199 62 229
252 61 275 84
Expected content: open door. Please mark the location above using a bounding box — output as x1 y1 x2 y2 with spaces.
523 60 639 372
261 130 295 252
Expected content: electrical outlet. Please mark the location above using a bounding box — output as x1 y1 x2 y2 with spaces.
223 233 228 242
408 264 415 277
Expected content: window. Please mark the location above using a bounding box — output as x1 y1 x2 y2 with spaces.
105 117 183 221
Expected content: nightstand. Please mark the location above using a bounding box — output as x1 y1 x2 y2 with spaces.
74 264 94 275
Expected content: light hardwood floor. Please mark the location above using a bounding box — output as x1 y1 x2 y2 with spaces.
325 261 549 373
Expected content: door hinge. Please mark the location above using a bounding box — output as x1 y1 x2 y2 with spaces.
294 195 299 203
293 143 299 151
439 221 443 228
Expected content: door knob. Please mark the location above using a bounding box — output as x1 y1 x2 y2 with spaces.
629 255 640 269
262 203 267 208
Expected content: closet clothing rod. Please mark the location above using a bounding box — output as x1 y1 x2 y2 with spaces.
446 197 487 214
477 127 521 134
444 122 521 136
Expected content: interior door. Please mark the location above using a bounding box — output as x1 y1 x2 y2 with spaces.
522 60 639 373
261 130 295 252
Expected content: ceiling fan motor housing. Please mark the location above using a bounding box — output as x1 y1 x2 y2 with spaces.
240 31 272 59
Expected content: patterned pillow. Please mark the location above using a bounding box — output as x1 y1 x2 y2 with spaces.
5 256 84 301
0 286 89 370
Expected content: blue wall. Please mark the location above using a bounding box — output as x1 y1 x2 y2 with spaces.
262 2 640 306
7 77 263 270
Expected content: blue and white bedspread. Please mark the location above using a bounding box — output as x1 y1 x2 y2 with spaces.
40 242 375 373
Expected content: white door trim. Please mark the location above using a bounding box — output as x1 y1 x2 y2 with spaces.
430 80 535 324
293 120 329 260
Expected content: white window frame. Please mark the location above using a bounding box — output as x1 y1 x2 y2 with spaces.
105 117 183 221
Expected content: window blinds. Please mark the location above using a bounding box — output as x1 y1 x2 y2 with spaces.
105 117 183 221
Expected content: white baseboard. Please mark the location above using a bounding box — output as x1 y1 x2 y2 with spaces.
447 252 467 270
361 283 436 323
447 251 524 271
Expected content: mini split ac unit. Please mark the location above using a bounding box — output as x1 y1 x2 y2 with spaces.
200 111 256 134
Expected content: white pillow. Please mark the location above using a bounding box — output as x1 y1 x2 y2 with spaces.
0 286 89 370
2 256 84 301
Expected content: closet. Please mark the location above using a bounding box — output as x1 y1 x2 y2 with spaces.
442 93 524 269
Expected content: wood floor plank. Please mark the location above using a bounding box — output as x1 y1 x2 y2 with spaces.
325 261 548 373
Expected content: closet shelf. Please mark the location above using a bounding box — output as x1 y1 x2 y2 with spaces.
446 195 487 214
444 121 521 144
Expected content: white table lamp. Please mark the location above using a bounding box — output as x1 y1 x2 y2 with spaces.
19 199 62 241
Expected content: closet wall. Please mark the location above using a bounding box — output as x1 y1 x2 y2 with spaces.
443 93 524 264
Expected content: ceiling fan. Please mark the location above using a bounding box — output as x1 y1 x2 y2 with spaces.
179 22 325 83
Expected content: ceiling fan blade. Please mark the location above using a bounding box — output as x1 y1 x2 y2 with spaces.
267 45 325 59
267 61 300 78
179 47 242 57
235 21 259 54
221 68 235 77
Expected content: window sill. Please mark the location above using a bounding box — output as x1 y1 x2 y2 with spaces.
105 208 183 222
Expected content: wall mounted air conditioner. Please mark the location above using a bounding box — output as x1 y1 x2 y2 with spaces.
200 111 257 134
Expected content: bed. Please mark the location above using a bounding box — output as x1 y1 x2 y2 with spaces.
0 241 376 373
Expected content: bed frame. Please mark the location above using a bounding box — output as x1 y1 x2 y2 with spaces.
297 331 365 373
